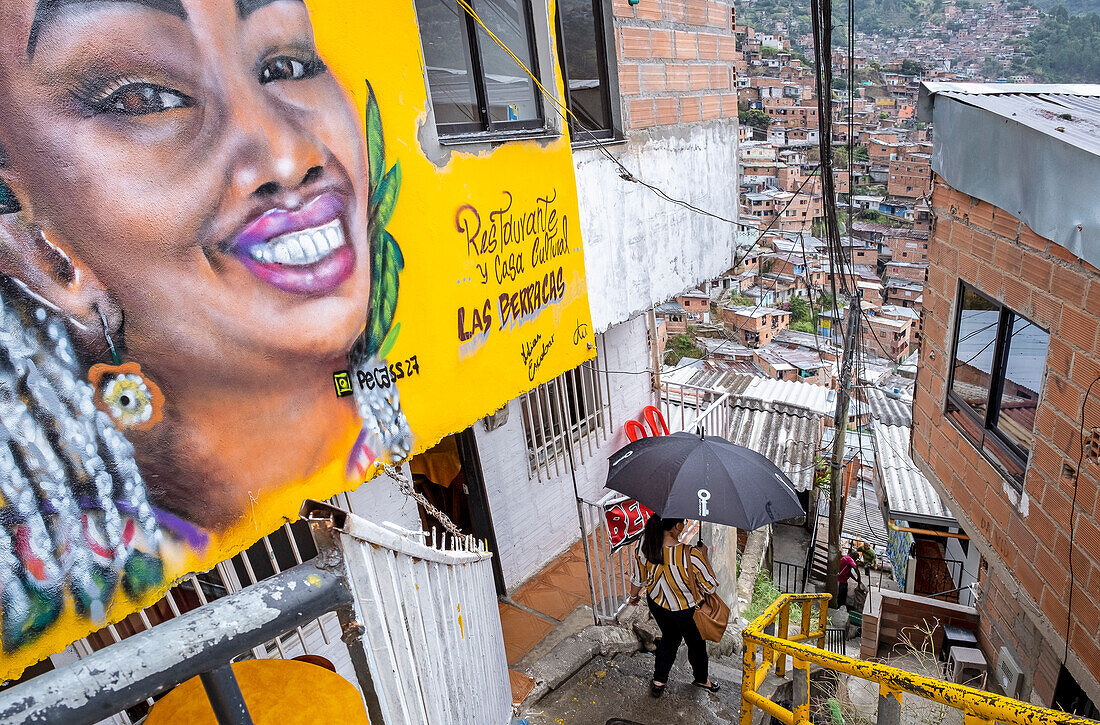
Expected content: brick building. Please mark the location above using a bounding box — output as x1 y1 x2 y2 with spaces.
676 289 712 323
888 153 933 199
851 305 914 363
884 260 930 283
913 84 1100 710
719 305 791 347
885 230 931 264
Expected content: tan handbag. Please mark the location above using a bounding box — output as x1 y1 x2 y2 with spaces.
688 546 730 642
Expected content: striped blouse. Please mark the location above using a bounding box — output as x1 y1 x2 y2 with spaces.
629 543 720 611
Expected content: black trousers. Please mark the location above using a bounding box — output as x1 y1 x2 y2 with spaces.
838 581 849 609
648 597 708 684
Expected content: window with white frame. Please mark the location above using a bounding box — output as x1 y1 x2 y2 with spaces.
520 334 612 480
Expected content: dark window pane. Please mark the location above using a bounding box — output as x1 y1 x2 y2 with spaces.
993 314 1049 454
559 0 612 135
474 0 542 124
415 0 481 127
950 287 999 421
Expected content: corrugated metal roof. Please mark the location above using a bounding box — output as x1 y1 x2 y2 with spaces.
872 421 956 526
726 399 824 492
842 481 889 550
920 83 1100 155
863 387 914 427
725 374 836 417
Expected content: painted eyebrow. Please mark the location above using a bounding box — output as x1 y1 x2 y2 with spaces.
235 0 304 18
28 0 188 57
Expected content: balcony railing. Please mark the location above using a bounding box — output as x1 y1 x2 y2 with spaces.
741 593 1098 725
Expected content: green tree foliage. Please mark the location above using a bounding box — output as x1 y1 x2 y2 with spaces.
1029 0 1100 15
739 107 772 133
791 321 817 334
665 334 704 366
789 296 812 324
899 59 927 75
1016 8 1100 82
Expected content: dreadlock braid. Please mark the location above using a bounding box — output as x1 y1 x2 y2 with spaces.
0 279 166 652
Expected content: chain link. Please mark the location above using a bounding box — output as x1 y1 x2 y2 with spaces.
383 464 465 539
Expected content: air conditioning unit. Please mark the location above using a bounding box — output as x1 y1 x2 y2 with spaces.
996 646 1025 698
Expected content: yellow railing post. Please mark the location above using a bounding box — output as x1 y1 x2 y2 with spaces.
817 597 829 650
740 594 1100 725
762 634 773 673
792 655 810 725
740 642 757 725
963 713 994 725
776 604 790 676
877 683 902 725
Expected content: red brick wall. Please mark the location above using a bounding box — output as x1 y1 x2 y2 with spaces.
912 174 1100 701
612 0 739 131
887 157 931 199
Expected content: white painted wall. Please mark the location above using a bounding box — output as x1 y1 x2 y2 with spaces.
473 315 654 591
345 464 422 530
575 120 741 333
946 531 981 608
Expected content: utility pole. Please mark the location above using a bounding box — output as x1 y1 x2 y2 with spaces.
826 293 860 601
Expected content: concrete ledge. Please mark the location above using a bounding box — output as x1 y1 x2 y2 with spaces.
521 624 643 708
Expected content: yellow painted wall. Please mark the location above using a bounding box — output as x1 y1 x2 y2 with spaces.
0 0 591 681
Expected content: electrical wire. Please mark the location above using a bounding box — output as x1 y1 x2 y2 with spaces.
583 169 831 378
454 0 841 379
1067 374 1100 666
455 0 743 228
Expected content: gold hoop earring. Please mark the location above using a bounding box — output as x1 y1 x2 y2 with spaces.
88 306 163 431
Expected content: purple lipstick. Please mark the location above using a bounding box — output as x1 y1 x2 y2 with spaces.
229 192 355 296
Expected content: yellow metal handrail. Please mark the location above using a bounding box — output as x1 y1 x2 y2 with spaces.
740 593 1098 725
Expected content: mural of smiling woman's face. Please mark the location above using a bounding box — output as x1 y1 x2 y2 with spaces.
0 0 372 386
0 0 387 528
0 0 598 683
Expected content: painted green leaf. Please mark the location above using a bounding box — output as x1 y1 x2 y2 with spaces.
379 323 401 360
371 162 402 231
366 82 385 191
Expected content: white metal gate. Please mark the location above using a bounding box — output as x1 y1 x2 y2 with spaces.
577 492 636 623
45 501 511 725
327 509 512 725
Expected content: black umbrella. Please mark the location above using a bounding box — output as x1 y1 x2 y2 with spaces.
605 431 804 530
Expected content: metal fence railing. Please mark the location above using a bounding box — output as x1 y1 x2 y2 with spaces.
913 556 964 601
740 593 1097 725
0 501 511 725
773 561 806 594
825 627 847 655
659 382 731 436
305 502 511 724
577 492 635 624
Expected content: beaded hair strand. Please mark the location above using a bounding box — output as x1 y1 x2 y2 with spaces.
0 278 165 652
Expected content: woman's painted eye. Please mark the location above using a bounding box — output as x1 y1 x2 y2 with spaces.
260 55 326 84
96 84 193 116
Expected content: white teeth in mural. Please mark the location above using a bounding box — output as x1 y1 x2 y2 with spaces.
249 220 345 266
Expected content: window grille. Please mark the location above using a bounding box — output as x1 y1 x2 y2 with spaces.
520 333 612 481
